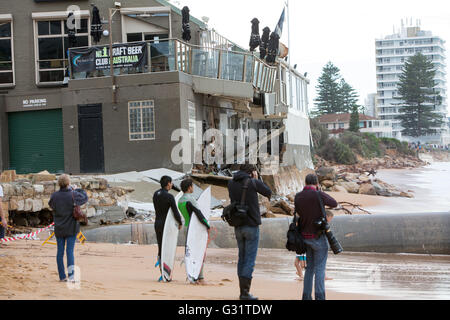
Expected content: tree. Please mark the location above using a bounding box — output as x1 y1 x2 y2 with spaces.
339 79 360 113
396 53 444 137
349 104 360 132
313 62 343 116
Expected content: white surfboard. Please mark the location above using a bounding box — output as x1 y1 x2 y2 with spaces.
185 187 211 283
161 192 183 282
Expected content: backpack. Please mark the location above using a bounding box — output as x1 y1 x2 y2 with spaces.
222 179 251 227
286 215 306 254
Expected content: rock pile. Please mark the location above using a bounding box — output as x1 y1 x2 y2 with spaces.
0 170 134 227
317 167 414 198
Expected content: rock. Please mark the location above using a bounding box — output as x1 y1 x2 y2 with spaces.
89 180 100 190
263 212 277 218
400 192 414 198
1 183 14 196
287 192 296 203
42 198 51 210
17 199 25 211
9 197 19 211
42 181 55 195
32 173 56 184
86 207 96 218
269 206 289 215
331 185 348 193
358 175 370 182
276 200 294 216
358 183 377 195
32 199 43 212
1 170 17 183
321 180 334 188
316 167 336 183
33 184 45 195
337 181 360 194
98 178 108 190
24 199 33 212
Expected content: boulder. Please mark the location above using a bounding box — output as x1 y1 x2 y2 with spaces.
400 192 414 198
86 207 97 218
321 180 334 188
32 199 43 212
33 184 45 195
359 183 377 195
337 181 360 194
358 175 370 183
42 198 51 210
24 199 33 212
1 170 17 183
331 185 348 193
32 173 56 184
263 212 277 219
316 167 336 183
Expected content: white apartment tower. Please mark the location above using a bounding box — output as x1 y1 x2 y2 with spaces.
375 20 449 144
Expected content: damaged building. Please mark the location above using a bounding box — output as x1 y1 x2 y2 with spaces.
0 0 312 176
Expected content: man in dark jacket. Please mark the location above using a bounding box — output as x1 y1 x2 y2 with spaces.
294 174 338 300
153 176 183 280
228 164 272 300
49 174 88 282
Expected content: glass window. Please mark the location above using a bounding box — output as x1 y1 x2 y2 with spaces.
0 21 13 85
36 18 89 83
129 100 156 141
188 101 196 139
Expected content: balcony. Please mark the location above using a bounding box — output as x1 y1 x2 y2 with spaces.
68 39 277 94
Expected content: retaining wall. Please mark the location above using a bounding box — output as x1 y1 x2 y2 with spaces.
83 212 450 255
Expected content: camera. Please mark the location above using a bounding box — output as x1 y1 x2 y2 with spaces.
314 217 343 255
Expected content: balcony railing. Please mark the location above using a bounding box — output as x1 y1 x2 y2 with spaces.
68 38 277 93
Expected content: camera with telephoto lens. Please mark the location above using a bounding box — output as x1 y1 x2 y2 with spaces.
314 217 343 255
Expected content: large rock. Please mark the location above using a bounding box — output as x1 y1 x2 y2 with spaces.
321 180 334 188
316 167 336 183
337 181 360 193
32 173 56 184
359 183 377 195
1 170 16 183
331 185 348 193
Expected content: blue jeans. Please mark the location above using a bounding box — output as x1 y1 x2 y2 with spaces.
56 236 76 281
302 235 328 300
0 225 4 239
235 225 260 279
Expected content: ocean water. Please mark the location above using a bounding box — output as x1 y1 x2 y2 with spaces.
367 162 450 214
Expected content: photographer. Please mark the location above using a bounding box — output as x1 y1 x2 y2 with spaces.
294 174 338 300
228 164 272 300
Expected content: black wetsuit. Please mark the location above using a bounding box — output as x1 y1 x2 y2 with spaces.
153 188 183 259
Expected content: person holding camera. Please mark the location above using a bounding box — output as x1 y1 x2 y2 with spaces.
294 174 338 300
227 164 272 300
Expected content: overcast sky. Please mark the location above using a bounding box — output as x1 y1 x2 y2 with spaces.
170 0 450 116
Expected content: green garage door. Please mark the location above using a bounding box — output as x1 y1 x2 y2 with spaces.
8 109 64 174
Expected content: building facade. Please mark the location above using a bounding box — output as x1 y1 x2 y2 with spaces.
318 113 393 138
0 0 312 174
375 22 448 144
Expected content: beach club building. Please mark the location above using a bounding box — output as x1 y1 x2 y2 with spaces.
0 0 312 175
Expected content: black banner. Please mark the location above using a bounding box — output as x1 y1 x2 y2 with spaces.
69 42 148 73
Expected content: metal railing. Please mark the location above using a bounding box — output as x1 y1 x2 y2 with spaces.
69 38 277 93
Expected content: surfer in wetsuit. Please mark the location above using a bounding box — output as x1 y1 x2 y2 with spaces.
179 178 211 285
153 176 183 281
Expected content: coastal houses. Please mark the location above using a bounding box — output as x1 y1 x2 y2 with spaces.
0 0 312 175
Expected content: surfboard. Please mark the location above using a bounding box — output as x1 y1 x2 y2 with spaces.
185 187 211 283
161 192 183 282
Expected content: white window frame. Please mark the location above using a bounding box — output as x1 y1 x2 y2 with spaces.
0 15 15 88
128 100 156 141
32 11 90 86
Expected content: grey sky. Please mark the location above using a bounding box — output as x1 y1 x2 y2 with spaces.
170 0 450 116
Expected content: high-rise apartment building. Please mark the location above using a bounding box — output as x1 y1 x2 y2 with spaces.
375 21 449 144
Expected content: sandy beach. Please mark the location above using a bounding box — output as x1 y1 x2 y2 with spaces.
0 241 387 300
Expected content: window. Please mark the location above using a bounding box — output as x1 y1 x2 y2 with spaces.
128 100 156 140
34 18 89 84
188 101 196 139
127 33 168 43
339 123 344 129
0 20 14 86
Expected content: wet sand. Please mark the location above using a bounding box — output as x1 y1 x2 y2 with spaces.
0 241 388 300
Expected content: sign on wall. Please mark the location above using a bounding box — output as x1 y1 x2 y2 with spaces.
69 42 148 73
